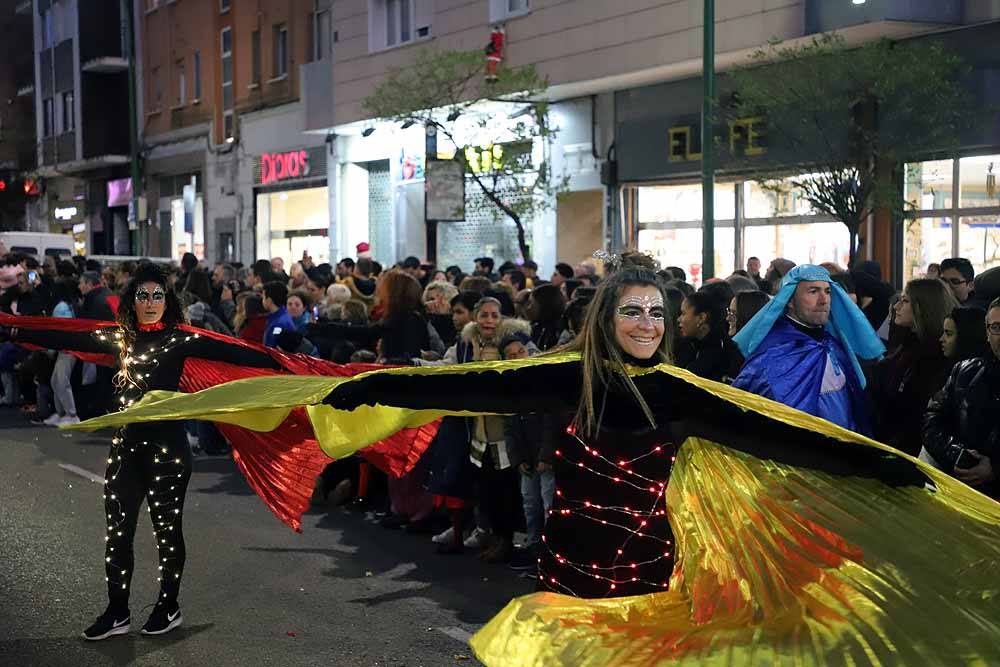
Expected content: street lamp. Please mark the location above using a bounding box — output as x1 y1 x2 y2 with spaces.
702 0 715 281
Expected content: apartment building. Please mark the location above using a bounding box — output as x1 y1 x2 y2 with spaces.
25 0 135 254
140 0 332 264
308 0 1000 283
0 2 38 231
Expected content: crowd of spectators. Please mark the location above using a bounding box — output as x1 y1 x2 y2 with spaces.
2 241 999 575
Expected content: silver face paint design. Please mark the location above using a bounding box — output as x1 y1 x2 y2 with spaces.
135 288 166 304
615 295 665 322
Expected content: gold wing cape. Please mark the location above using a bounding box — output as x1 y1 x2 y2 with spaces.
66 353 1000 666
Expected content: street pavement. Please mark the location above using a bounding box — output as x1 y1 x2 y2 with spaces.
0 410 534 667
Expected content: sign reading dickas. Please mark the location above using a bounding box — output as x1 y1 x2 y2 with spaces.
260 150 311 186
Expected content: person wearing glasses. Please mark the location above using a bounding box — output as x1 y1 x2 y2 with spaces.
6 263 281 640
923 297 1000 499
939 257 975 305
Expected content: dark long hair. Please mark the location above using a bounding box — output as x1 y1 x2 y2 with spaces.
949 306 989 361
563 266 673 437
114 264 185 389
683 291 728 339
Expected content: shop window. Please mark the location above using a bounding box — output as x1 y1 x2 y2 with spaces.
743 179 817 219
902 216 952 284
959 154 1000 209
959 215 1000 278
272 24 288 79
637 183 735 224
638 226 735 288
904 159 953 211
743 221 851 271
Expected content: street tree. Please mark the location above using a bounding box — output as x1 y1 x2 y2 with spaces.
363 49 567 262
730 34 972 264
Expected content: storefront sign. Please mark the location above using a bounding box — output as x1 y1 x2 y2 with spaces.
260 150 311 186
54 205 79 221
668 117 766 163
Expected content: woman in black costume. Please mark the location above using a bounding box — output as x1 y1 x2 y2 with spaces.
9 263 281 640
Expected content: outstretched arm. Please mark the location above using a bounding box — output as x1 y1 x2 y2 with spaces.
3 314 118 356
182 332 283 370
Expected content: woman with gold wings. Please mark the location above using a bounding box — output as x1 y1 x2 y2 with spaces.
64 263 1000 665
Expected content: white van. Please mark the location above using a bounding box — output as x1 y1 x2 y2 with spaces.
0 232 75 261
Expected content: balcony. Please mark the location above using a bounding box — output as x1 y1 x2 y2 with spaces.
15 0 31 15
16 83 34 97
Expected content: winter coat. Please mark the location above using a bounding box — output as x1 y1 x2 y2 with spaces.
923 356 1000 498
675 332 744 384
79 287 115 321
870 333 953 456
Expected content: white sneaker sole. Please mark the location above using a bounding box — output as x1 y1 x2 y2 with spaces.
140 615 182 636
82 623 130 641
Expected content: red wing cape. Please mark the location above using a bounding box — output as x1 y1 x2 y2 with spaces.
1 313 438 531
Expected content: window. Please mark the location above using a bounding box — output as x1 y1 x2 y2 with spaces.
251 30 261 84
152 66 162 107
40 9 52 48
42 97 54 137
220 28 233 140
315 10 331 61
147 0 159 10
61 91 74 132
385 0 413 47
193 51 201 100
904 155 1000 282
220 0 230 12
272 23 288 78
176 61 185 105
490 0 529 22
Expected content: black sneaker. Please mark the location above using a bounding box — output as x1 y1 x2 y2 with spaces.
140 601 182 636
82 609 131 641
507 546 538 572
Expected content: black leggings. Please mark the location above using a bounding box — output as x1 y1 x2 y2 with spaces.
104 424 192 612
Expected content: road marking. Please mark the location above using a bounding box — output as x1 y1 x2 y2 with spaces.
438 626 473 644
58 464 104 484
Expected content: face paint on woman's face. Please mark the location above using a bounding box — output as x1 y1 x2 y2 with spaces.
135 281 167 325
614 286 665 360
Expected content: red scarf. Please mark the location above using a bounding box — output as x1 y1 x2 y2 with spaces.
137 321 167 332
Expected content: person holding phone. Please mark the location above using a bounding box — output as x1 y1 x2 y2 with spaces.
923 297 1000 498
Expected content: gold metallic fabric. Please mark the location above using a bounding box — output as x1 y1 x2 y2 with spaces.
67 355 1000 665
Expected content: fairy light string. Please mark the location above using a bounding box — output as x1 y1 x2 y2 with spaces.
539 425 676 595
98 328 200 600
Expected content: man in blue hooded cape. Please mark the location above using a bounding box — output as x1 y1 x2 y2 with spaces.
733 264 885 435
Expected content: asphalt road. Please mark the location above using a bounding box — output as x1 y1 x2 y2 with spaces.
0 410 534 667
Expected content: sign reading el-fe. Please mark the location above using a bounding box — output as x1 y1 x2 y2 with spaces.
260 150 311 185
668 117 767 162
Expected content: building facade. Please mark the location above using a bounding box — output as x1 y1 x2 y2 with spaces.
0 2 38 232
139 0 329 265
310 0 1000 282
27 0 137 255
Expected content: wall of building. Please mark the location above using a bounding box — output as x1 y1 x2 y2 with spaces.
331 0 808 126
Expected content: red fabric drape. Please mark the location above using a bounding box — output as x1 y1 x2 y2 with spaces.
1 314 440 532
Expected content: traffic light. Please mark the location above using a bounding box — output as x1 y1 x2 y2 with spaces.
23 178 40 196
0 179 6 192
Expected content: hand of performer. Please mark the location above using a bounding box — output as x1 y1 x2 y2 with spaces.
536 461 552 474
953 450 996 487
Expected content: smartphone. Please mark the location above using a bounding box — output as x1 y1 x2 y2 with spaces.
27 271 38 282
955 448 979 469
